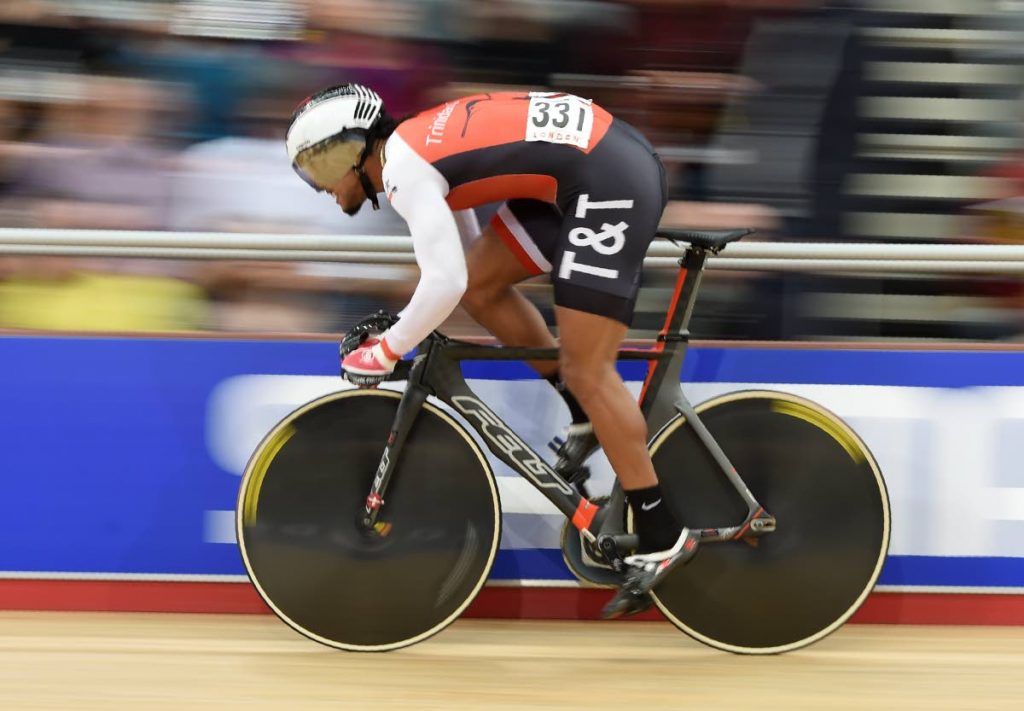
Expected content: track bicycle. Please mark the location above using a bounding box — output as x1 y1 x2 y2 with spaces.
236 228 891 654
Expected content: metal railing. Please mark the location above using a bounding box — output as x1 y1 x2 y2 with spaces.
2 228 1024 274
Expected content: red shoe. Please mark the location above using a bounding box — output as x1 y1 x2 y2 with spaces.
342 337 399 385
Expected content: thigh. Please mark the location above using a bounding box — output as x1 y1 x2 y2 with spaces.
551 124 667 326
483 199 562 278
466 203 554 292
555 305 627 369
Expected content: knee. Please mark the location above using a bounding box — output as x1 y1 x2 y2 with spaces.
559 356 610 406
460 277 498 315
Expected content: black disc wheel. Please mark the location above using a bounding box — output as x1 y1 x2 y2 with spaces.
237 389 500 651
645 391 890 654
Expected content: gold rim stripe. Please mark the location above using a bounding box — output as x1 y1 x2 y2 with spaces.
241 423 296 526
770 400 865 464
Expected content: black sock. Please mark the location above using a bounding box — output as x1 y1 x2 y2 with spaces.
545 373 589 425
626 484 682 553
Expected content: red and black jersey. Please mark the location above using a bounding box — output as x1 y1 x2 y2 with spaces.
385 91 615 210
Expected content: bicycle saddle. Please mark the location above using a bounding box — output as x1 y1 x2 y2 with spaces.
656 227 755 253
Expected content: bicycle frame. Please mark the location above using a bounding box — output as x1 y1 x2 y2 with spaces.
361 243 775 559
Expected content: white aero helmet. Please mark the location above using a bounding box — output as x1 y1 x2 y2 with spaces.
286 83 386 204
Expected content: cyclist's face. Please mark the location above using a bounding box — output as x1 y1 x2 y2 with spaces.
327 170 365 216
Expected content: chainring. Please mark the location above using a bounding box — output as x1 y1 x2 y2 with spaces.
559 497 625 588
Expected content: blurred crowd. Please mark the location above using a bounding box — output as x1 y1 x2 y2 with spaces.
0 0 1021 339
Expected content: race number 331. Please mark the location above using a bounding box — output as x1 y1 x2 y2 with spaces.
525 92 594 150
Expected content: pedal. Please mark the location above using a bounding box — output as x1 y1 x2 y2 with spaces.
549 428 598 498
563 464 591 486
547 426 600 477
580 535 614 571
567 468 591 498
598 534 628 573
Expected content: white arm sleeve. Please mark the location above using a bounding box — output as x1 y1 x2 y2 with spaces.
383 181 467 356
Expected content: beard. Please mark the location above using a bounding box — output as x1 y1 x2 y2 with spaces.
341 196 364 216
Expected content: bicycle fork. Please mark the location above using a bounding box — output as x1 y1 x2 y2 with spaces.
358 370 429 534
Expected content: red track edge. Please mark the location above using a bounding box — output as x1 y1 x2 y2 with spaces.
1 580 1023 625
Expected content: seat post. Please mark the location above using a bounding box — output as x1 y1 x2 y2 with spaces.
669 246 710 339
638 245 709 428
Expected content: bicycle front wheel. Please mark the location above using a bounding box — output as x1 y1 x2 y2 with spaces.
647 390 890 654
237 388 500 652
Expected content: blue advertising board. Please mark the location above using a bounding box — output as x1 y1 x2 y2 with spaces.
2 335 1024 592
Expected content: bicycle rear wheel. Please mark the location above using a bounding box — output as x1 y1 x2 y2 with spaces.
646 390 889 654
237 388 500 651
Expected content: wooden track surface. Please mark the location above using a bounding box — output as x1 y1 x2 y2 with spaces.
1 612 1023 710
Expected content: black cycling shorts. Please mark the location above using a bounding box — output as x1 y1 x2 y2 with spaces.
489 119 667 325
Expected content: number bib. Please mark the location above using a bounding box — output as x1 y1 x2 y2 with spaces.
525 92 595 150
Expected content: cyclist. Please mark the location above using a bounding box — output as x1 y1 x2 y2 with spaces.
285 83 699 617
